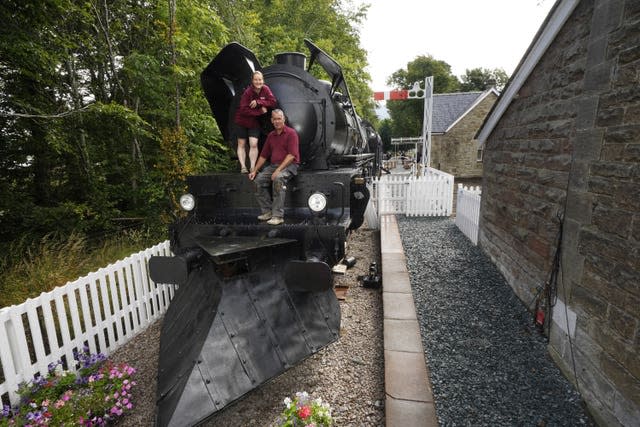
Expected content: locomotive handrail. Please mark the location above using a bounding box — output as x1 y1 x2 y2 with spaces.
333 181 346 223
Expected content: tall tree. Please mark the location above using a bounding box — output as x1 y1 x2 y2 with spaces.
0 0 375 247
0 0 229 244
385 55 461 138
460 67 509 91
235 0 376 121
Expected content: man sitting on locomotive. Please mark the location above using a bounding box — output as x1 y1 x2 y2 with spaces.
234 70 278 174
248 109 300 226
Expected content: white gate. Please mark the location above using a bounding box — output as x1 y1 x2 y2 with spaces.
455 184 482 245
370 168 454 218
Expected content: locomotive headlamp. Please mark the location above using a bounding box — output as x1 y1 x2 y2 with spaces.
179 193 196 211
308 192 327 214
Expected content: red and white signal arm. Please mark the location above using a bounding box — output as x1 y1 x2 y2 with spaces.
373 90 408 101
373 82 425 100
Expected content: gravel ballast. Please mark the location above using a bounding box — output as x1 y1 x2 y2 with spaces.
397 216 593 426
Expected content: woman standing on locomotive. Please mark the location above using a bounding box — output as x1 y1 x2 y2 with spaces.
234 71 277 173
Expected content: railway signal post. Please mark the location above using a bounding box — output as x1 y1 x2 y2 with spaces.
374 76 434 176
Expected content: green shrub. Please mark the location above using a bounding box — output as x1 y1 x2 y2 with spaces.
0 227 164 308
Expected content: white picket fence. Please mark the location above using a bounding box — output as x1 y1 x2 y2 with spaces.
370 168 454 218
455 184 482 245
0 240 173 407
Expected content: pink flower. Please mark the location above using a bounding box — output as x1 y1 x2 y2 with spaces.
297 406 312 419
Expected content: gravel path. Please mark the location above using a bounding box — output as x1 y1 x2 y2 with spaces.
397 217 593 426
109 227 384 426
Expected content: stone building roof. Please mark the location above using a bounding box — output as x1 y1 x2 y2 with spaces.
433 89 500 134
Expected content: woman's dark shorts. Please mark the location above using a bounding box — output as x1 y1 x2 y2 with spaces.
235 124 260 139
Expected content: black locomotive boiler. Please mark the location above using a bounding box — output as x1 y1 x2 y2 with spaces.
149 39 381 427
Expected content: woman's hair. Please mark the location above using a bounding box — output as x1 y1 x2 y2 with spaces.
252 70 263 79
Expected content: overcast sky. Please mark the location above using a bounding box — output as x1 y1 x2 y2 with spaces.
358 0 555 91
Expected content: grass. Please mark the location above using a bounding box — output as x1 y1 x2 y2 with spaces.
0 228 164 309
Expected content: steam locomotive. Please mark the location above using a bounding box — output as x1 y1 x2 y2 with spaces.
148 39 381 426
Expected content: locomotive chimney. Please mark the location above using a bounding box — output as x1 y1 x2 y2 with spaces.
275 52 306 69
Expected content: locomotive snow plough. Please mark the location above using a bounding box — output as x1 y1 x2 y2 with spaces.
148 39 381 426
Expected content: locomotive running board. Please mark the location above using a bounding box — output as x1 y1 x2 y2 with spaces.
154 241 340 427
194 235 297 259
149 236 297 285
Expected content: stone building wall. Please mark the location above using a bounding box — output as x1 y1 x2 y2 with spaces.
479 0 639 425
431 93 497 178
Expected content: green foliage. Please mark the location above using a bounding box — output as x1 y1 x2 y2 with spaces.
0 229 163 309
383 57 511 141
157 126 193 218
0 0 201 243
221 0 376 121
0 0 374 250
387 55 461 94
0 348 136 426
386 55 461 138
460 67 509 91
377 119 393 153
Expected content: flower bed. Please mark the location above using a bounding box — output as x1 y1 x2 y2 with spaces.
275 391 332 426
1 347 136 426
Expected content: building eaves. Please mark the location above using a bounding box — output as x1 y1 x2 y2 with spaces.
444 87 500 134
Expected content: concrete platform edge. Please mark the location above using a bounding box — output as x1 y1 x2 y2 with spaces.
380 214 438 427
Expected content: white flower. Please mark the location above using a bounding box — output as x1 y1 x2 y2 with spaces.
54 364 65 376
284 397 292 408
